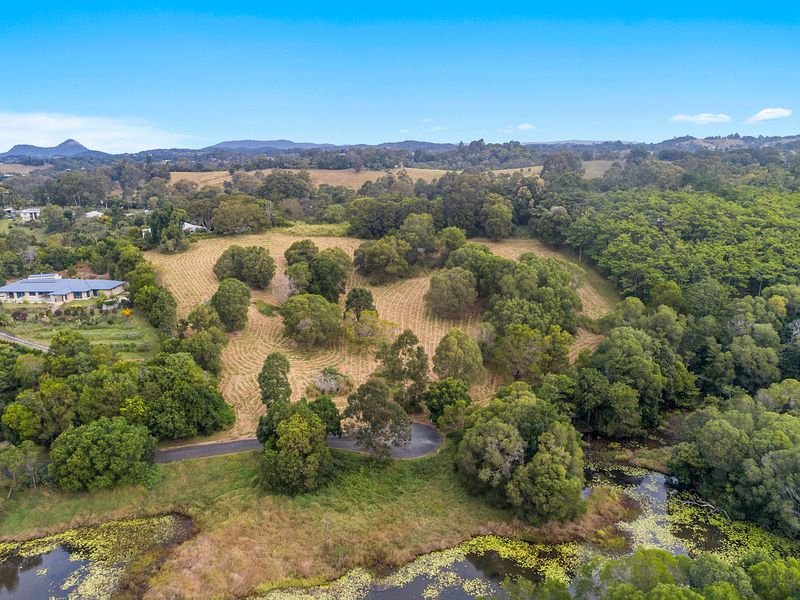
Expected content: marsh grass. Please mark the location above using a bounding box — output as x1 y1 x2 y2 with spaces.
0 445 631 599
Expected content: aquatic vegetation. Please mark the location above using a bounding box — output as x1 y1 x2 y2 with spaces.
0 514 189 599
254 461 799 599
460 536 582 583
666 492 798 562
256 536 581 600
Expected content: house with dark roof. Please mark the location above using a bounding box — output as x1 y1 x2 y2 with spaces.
0 274 126 305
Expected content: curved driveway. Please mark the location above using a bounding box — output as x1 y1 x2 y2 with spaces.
155 422 443 463
0 331 49 352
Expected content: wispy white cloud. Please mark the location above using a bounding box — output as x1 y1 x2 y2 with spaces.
399 128 410 134
430 125 446 132
669 113 731 125
0 111 189 153
421 118 433 123
746 107 792 123
499 123 536 135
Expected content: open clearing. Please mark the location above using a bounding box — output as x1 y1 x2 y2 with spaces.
168 160 613 191
0 163 46 175
148 232 616 440
169 167 449 190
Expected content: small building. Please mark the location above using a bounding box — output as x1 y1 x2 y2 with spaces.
2 208 14 219
182 222 207 234
141 227 152 238
17 208 41 222
0 274 126 305
84 210 104 219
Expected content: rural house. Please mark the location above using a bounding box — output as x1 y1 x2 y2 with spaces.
182 222 207 234
17 207 41 222
0 273 126 305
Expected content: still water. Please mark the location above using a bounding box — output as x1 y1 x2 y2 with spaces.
0 514 189 599
1 464 795 599
258 460 799 599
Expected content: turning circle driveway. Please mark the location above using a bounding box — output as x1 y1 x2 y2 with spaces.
155 422 443 463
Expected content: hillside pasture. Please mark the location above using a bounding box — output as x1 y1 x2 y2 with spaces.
168 160 613 191
0 163 46 175
147 233 615 440
582 159 616 179
169 167 449 190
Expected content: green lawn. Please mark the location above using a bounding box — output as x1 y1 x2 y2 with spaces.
0 308 159 361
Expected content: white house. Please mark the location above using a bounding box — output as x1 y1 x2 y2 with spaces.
85 210 104 219
182 222 207 234
0 274 126 305
17 208 41 222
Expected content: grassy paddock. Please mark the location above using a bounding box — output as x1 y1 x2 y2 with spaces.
147 231 618 439
280 222 350 237
0 445 632 599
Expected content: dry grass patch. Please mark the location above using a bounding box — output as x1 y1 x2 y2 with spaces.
169 167 449 190
582 159 616 179
0 163 46 175
491 166 543 177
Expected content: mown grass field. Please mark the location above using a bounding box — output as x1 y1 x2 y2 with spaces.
0 445 632 600
147 231 617 440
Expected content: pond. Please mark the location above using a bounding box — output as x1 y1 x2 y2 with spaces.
0 514 190 599
2 462 796 599
255 458 799 600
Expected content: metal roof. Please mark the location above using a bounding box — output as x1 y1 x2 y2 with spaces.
0 277 125 296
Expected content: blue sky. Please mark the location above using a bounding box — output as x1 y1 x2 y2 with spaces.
1 2 798 152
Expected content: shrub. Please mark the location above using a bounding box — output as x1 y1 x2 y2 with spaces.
424 377 471 424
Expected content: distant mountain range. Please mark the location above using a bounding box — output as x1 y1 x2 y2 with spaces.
204 139 457 152
1 139 94 159
2 134 800 161
207 139 339 151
